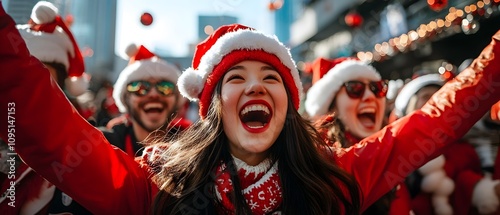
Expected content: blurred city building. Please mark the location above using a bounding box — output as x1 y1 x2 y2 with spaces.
289 0 500 80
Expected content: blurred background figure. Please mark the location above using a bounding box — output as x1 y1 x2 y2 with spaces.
94 80 121 127
15 1 90 118
305 57 412 215
394 72 500 215
101 44 190 157
1 2 93 214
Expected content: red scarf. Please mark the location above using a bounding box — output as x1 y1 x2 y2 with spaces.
214 157 282 214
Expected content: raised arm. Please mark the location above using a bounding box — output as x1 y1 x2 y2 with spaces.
335 29 500 211
0 6 154 214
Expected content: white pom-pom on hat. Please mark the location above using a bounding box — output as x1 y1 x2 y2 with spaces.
419 155 445 175
31 1 58 24
421 170 446 192
124 43 139 59
178 68 204 101
472 173 500 214
65 75 90 97
432 196 453 215
435 177 455 196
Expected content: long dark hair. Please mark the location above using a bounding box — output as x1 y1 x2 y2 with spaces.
44 61 67 88
152 77 361 214
316 96 394 215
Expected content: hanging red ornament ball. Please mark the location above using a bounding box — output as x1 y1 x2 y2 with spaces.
427 0 448 12
140 12 153 26
345 12 363 28
64 14 74 27
268 0 284 11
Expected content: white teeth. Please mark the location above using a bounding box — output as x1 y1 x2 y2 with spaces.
240 104 270 115
359 107 376 114
144 102 163 110
247 125 264 129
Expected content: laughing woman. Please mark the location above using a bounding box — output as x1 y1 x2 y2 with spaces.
2 5 500 214
305 57 412 215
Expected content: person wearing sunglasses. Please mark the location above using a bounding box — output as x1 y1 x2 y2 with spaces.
393 73 500 215
305 57 412 215
101 43 190 157
305 57 389 147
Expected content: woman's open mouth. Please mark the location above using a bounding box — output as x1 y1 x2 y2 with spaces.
357 107 376 129
239 102 272 133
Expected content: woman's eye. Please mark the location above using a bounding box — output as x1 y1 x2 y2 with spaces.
264 74 280 81
226 74 244 82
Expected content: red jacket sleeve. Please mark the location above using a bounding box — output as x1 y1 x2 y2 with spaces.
389 183 412 215
334 29 500 212
0 6 154 215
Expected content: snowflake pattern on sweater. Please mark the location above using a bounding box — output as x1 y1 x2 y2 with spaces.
215 157 283 214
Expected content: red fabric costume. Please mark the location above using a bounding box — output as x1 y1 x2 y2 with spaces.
1 6 500 214
411 141 485 215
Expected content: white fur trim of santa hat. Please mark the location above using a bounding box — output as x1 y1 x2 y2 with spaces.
17 2 74 69
16 25 74 69
113 57 182 113
17 1 89 97
305 60 381 117
394 73 444 118
177 28 303 103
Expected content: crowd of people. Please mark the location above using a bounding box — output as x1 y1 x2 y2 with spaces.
1 1 500 214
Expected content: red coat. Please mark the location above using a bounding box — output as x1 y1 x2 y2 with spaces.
2 6 500 214
0 163 54 214
411 141 485 215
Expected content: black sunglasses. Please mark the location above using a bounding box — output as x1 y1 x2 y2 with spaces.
126 80 176 96
343 80 388 99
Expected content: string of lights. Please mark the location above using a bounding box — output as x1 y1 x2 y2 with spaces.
356 0 500 63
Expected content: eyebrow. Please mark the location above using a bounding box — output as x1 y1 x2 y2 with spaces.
227 65 277 72
227 65 244 72
262 65 276 71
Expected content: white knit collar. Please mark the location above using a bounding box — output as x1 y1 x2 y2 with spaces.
231 155 273 177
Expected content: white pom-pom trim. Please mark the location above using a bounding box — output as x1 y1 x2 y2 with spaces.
419 154 454 215
419 155 445 175
472 174 500 214
432 196 453 215
435 177 455 196
65 75 89 97
178 68 204 101
31 1 58 24
421 170 446 192
124 43 139 59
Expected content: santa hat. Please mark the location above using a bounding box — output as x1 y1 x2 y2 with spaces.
113 44 182 113
177 24 303 119
305 57 381 118
16 1 88 97
394 73 444 118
